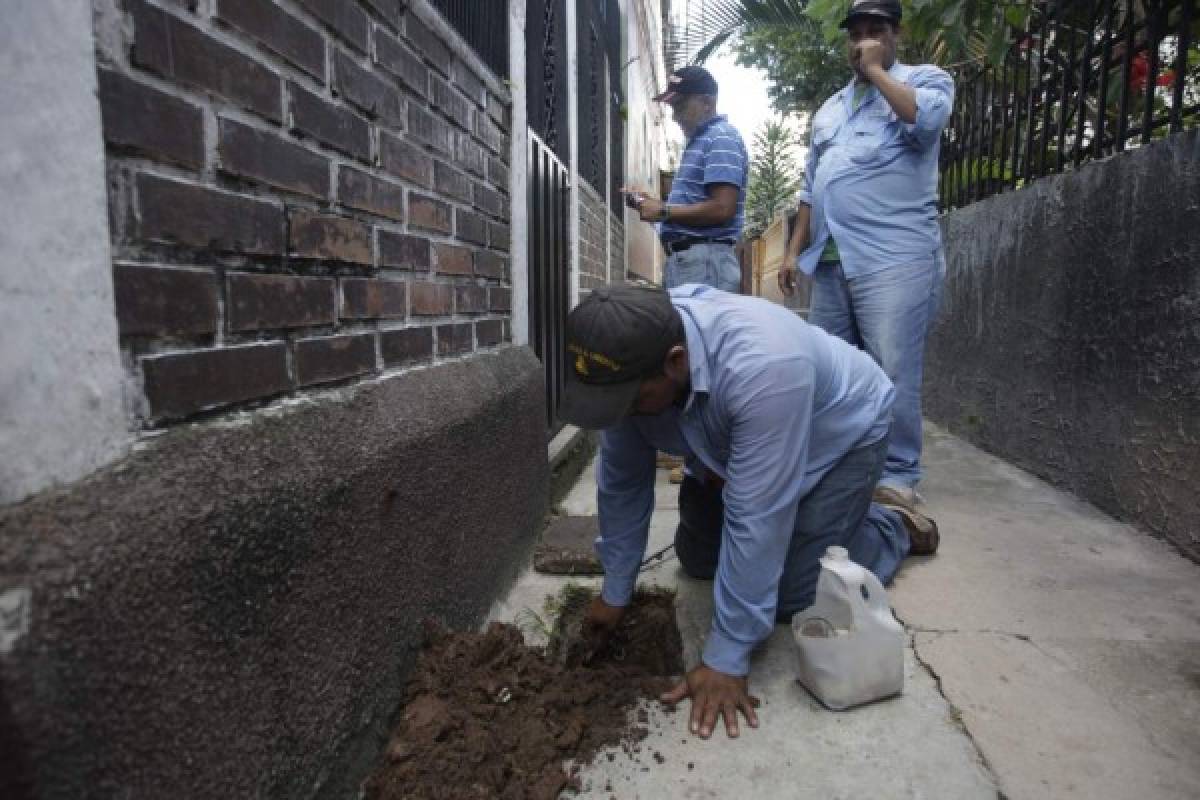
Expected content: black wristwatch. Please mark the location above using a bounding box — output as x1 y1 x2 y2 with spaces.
658 205 671 222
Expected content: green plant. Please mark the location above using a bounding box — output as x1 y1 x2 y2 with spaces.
677 0 1032 115
745 117 802 237
805 0 1030 69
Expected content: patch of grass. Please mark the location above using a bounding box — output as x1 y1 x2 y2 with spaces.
515 583 596 652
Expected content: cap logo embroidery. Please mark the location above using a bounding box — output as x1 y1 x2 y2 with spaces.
568 342 623 374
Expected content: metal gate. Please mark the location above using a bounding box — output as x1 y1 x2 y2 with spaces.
528 131 570 435
526 0 569 162
429 0 508 79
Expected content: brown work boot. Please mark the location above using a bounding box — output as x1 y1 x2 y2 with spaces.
874 486 939 556
656 452 684 469
873 484 919 509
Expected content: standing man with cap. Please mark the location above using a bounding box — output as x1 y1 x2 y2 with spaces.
628 64 749 485
559 283 935 741
625 65 749 292
779 0 954 518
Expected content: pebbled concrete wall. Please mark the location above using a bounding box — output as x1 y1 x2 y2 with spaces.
926 129 1200 560
0 348 547 800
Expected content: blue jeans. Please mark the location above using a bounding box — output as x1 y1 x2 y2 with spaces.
674 435 911 621
807 252 946 489
664 243 741 291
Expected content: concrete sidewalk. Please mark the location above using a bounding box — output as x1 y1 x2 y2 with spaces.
487 424 1200 799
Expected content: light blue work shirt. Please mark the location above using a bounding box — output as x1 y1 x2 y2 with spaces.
797 62 954 277
595 286 894 676
659 114 748 243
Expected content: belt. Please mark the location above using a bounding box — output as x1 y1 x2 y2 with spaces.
662 237 736 255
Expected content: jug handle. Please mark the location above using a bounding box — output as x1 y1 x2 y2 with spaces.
859 569 891 615
828 568 873 628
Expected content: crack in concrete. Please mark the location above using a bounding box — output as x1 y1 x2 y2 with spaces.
906 626 1081 673
907 625 1033 641
898 617 1007 799
913 628 1200 768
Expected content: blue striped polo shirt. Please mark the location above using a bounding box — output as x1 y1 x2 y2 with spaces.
660 114 748 243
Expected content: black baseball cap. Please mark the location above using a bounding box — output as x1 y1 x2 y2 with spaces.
840 0 902 28
557 285 684 429
653 65 719 103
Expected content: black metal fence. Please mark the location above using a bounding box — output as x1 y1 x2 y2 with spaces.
576 0 625 212
526 0 570 164
940 0 1198 210
528 132 571 435
430 0 509 79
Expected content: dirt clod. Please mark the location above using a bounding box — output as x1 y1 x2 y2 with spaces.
365 589 683 800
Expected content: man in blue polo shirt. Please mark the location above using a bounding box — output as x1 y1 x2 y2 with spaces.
626 65 748 292
558 284 935 740
629 64 750 486
779 0 953 524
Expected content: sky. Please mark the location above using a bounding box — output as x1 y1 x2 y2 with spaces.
706 46 775 155
665 45 808 164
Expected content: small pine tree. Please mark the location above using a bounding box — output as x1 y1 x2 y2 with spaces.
745 117 800 238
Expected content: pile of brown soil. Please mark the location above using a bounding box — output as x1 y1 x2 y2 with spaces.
364 589 683 800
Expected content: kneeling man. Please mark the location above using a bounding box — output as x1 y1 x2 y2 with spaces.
559 284 936 740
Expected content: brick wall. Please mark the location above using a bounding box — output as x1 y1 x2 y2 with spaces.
609 212 626 282
578 181 610 290
95 0 512 425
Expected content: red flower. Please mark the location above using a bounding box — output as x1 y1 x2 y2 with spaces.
1130 52 1148 89
1130 51 1177 90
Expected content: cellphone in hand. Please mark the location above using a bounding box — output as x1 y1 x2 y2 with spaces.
623 190 646 210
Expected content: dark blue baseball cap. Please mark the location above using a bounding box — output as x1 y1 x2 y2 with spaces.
653 66 719 103
840 0 902 28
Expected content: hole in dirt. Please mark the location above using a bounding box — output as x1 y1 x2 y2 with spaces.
364 587 684 800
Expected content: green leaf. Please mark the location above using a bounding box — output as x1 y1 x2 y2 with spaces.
986 29 1009 66
1004 4 1028 29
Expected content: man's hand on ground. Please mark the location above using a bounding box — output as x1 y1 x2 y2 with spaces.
778 264 797 297
579 596 624 662
660 664 760 739
583 595 625 631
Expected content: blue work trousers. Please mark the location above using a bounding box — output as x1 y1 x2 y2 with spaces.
675 435 911 621
807 252 946 490
664 243 741 291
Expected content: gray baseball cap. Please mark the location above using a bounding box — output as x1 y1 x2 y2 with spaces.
557 285 683 429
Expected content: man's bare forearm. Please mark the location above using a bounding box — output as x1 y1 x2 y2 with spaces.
638 184 739 227
654 197 735 226
784 202 812 263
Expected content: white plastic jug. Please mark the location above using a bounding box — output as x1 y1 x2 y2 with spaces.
791 545 905 710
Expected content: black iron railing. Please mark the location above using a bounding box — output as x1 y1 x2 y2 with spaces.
577 0 625 211
528 132 571 435
940 0 1198 210
527 0 569 164
430 0 509 79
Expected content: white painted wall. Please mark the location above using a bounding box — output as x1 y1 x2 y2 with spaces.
0 0 131 504
624 0 670 283
565 0 582 308
509 0 530 346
